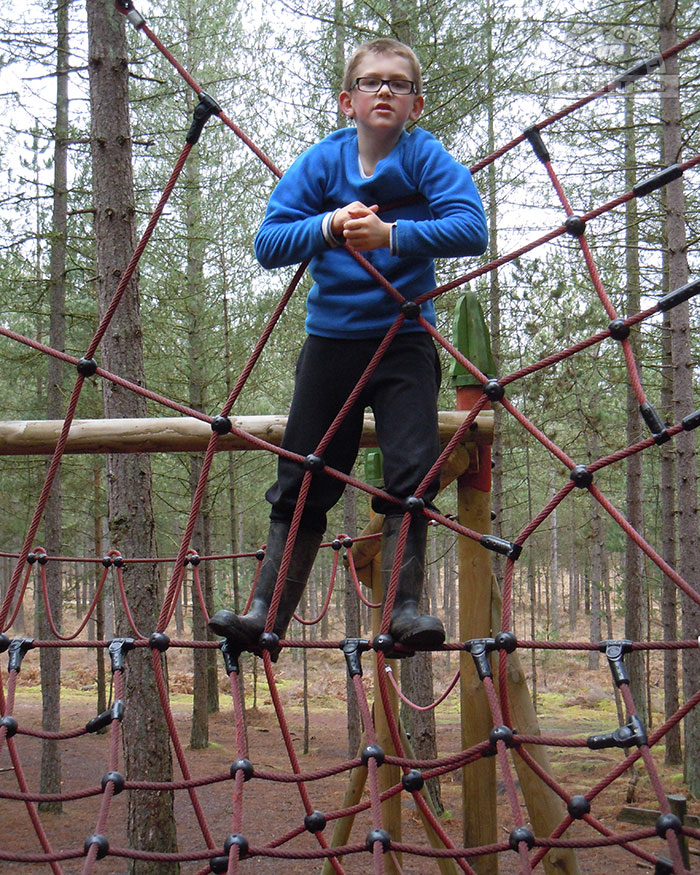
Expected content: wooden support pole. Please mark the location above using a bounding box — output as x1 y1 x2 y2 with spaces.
452 293 580 874
490 581 581 875
452 294 499 874
0 412 492 456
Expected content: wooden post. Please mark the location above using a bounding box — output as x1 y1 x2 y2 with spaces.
452 293 499 874
330 451 463 875
452 293 580 875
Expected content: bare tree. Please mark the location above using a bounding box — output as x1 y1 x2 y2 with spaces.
38 0 70 814
86 0 178 867
659 0 700 795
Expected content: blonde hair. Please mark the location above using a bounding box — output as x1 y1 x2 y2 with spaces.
342 39 422 95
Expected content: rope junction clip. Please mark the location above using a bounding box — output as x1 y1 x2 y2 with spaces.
107 637 135 673
7 638 35 673
114 0 146 29
187 92 223 145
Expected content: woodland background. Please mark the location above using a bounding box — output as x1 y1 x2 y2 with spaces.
0 0 699 864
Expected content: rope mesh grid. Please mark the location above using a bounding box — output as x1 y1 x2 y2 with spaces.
0 5 699 872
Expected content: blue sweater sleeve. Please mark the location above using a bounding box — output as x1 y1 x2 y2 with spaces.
394 133 488 259
254 147 331 269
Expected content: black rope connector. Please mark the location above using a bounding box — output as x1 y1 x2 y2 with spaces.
304 810 327 833
224 833 249 859
77 357 98 377
494 631 518 653
655 812 682 838
373 633 395 653
524 125 550 164
112 555 124 568
509 826 535 851
372 632 414 659
482 379 504 402
0 715 18 738
255 548 265 561
27 552 37 564
340 637 370 678
570 465 593 488
186 91 223 145
220 640 240 675
615 55 662 89
682 409 700 432
101 555 112 567
402 495 425 515
8 638 34 673
608 318 630 340
0 634 9 654
259 631 280 652
149 632 170 652
361 744 385 767
479 535 521 560
658 277 700 313
464 637 497 680
567 795 591 819
654 857 674 874
600 639 632 687
230 758 254 782
101 771 125 794
640 402 670 445
210 835 249 872
366 828 391 853
83 834 110 860
400 299 421 319
86 700 124 733
108 638 135 673
402 769 424 792
633 164 683 198
303 454 325 472
587 714 647 750
488 724 516 753
564 215 586 237
211 414 232 435
37 552 48 565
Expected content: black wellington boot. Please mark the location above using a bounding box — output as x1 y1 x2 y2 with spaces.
381 514 445 650
208 521 322 653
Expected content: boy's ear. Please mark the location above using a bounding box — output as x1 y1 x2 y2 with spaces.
409 94 424 122
339 91 355 119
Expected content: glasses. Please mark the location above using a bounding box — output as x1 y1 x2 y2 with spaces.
352 77 417 95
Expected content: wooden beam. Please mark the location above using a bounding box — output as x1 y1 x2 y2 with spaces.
0 411 493 456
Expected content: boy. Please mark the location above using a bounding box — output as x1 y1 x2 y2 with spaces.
209 38 487 656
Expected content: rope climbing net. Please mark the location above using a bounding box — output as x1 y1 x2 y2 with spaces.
1 2 700 872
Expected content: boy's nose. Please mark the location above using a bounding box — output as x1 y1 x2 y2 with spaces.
377 80 392 94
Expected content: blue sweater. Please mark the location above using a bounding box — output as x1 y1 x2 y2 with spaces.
255 127 488 339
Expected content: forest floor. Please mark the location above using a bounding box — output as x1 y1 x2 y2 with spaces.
1 627 699 874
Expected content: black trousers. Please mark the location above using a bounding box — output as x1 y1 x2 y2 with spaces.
266 332 442 534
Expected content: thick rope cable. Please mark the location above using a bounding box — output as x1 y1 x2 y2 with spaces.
1 6 700 872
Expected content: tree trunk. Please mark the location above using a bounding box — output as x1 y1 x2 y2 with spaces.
86 0 178 867
184 107 209 750
623 82 648 728
659 0 700 794
660 309 681 763
549 478 559 639
38 0 70 813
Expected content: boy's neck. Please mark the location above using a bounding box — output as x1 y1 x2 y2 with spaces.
356 128 403 176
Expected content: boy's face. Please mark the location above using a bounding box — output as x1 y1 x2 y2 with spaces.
339 52 424 137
